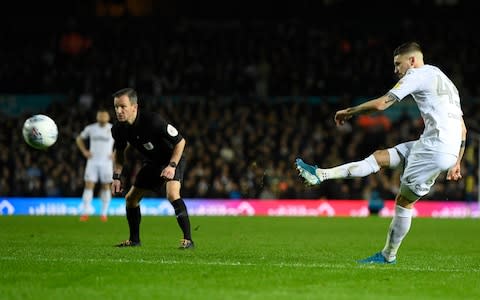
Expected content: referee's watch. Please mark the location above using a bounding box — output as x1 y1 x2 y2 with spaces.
169 161 177 168
113 173 121 180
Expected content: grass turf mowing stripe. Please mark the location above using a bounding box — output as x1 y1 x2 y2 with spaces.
1 255 478 273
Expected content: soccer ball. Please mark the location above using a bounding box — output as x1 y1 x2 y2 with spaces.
22 114 58 150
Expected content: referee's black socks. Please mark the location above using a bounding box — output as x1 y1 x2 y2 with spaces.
126 206 141 243
172 198 192 240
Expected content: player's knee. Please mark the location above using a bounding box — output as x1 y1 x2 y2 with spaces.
372 150 390 168
395 194 416 209
399 184 421 204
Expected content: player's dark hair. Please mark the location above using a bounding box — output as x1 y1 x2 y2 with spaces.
112 88 138 104
97 107 109 113
393 42 422 56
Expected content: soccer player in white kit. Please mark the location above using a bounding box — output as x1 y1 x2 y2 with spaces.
296 42 467 264
76 109 115 222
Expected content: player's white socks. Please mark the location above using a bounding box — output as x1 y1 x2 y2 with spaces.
100 189 111 216
381 205 412 262
81 189 93 215
315 155 380 180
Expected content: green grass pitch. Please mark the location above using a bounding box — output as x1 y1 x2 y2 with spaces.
1 216 479 299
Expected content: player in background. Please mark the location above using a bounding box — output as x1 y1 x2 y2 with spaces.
110 88 194 249
296 42 467 264
76 108 115 222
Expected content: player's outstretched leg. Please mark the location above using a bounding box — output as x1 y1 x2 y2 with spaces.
295 158 323 185
295 154 381 186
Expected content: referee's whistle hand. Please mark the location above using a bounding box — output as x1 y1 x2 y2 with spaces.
161 167 175 180
111 180 123 195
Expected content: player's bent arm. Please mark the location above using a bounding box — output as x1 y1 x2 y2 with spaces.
456 118 467 164
347 94 396 115
446 118 467 181
335 93 396 125
75 136 90 157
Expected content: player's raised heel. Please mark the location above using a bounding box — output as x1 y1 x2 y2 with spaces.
115 240 141 247
295 158 321 185
357 252 396 264
178 239 195 249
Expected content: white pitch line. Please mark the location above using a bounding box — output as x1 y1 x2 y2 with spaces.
0 256 478 273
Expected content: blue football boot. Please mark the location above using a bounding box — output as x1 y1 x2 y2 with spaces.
358 252 396 264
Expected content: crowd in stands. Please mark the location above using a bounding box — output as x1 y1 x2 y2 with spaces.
0 16 478 201
1 16 479 99
1 95 478 202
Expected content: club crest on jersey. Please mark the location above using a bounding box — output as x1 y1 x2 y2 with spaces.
167 124 179 137
393 80 403 89
143 142 154 150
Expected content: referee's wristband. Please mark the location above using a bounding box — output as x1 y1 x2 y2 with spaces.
113 173 121 180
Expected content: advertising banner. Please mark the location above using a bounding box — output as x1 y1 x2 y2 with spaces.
0 198 478 218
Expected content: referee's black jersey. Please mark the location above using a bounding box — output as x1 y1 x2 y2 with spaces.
111 110 184 165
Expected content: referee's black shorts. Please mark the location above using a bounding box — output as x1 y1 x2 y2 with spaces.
134 157 186 191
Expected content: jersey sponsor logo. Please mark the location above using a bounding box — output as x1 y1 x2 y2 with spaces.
447 112 461 120
415 184 430 193
90 136 112 142
167 124 179 137
143 142 154 150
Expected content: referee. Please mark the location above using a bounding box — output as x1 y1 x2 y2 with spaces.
110 88 194 249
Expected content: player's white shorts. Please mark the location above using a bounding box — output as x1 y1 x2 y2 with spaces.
393 141 415 159
84 160 113 184
397 141 457 201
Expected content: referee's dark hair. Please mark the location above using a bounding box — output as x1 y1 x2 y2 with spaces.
112 88 138 104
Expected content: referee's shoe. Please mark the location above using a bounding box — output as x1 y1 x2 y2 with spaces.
115 240 141 247
179 239 195 249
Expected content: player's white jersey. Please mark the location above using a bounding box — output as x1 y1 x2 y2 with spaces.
79 122 114 162
389 64 463 156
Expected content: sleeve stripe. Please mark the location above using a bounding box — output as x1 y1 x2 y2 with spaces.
387 91 401 102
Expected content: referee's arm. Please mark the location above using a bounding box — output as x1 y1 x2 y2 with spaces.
169 138 186 166
111 146 126 195
112 145 127 176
